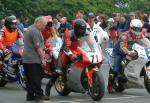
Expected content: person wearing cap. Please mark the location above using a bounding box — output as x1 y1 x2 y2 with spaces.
86 12 109 45
105 18 118 47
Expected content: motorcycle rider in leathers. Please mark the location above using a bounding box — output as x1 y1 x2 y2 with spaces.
107 19 150 93
45 19 89 96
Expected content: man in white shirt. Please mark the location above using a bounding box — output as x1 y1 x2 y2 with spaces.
86 12 109 45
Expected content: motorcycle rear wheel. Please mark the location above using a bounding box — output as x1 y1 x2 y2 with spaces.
54 75 71 96
88 71 105 101
0 77 7 87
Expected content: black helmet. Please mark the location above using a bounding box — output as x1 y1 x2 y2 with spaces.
74 19 87 38
5 16 17 31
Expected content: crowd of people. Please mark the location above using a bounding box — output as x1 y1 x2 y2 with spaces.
0 10 150 101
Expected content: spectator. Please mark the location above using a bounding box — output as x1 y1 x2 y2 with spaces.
117 15 128 32
97 15 107 29
23 17 31 28
17 18 24 34
0 19 5 29
22 16 50 101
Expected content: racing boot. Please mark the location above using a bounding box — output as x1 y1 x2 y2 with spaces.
107 70 118 94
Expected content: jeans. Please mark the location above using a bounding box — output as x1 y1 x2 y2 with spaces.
112 53 124 73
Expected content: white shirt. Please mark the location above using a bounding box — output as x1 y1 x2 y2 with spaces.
86 23 109 45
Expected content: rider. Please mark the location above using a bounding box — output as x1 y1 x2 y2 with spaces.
107 19 148 93
0 16 23 55
57 19 88 72
45 19 88 96
42 16 63 97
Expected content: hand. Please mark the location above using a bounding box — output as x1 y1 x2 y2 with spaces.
127 51 136 57
41 59 47 67
69 54 77 60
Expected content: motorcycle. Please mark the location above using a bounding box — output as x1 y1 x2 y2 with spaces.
43 38 63 78
54 36 105 101
0 44 26 89
105 43 150 93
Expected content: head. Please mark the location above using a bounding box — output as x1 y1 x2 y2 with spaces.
76 10 84 19
56 13 63 22
119 15 126 23
43 16 53 30
130 19 143 36
87 12 95 24
5 16 17 31
97 15 105 23
107 18 114 26
74 19 87 38
58 23 67 33
34 16 48 31
129 12 136 20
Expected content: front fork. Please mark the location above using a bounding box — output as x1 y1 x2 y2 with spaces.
85 67 99 87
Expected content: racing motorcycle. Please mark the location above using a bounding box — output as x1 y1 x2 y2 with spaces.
0 44 26 89
54 36 105 101
105 43 150 93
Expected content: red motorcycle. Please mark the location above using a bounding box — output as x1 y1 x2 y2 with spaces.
54 36 105 101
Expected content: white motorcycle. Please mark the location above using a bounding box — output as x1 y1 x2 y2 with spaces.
54 36 105 101
105 43 150 93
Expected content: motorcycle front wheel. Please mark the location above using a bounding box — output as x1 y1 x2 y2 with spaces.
144 74 150 94
88 71 105 101
54 75 71 96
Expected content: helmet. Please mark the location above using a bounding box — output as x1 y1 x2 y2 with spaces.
5 16 17 31
43 16 53 27
130 19 143 36
74 19 87 38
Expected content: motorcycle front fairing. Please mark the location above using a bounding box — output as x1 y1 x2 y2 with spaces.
124 43 150 87
67 36 104 89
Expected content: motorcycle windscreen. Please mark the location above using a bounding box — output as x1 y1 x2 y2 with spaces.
79 36 103 63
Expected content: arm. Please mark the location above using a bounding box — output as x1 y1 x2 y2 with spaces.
119 35 130 54
63 29 72 56
37 47 45 61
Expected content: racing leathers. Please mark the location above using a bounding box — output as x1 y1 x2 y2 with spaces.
107 31 146 93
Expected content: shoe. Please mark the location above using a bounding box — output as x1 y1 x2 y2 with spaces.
26 94 35 101
35 95 50 101
26 97 34 101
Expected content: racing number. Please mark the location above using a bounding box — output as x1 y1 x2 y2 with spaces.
90 55 98 63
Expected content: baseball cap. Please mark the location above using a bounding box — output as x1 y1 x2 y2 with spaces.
88 12 95 17
107 18 114 22
129 12 135 16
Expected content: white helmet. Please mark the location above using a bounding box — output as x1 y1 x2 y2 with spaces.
130 19 143 36
130 19 143 28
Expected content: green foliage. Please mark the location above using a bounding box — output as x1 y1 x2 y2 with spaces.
0 0 149 21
